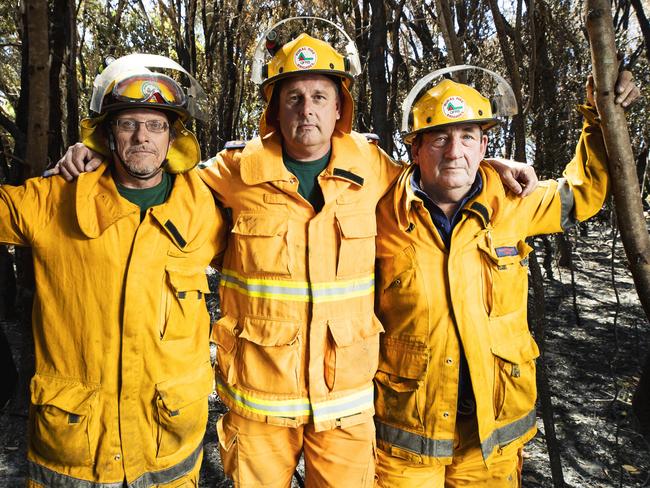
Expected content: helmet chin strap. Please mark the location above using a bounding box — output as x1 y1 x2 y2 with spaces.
109 133 166 181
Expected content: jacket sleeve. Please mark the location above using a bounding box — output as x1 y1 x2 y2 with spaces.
196 150 233 207
0 177 56 247
520 104 609 236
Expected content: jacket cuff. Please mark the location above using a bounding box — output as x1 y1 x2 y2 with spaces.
576 103 600 126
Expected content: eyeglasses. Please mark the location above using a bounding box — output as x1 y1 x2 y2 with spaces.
112 119 169 133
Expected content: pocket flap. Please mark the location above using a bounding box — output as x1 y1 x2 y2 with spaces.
239 317 300 346
156 361 214 412
378 337 428 380
211 315 238 353
166 268 211 294
491 333 540 364
336 214 377 239
232 214 287 237
478 239 532 266
374 371 420 392
30 374 99 414
327 315 384 348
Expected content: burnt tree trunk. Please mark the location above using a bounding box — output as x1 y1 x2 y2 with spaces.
368 0 390 149
528 243 566 488
585 0 650 438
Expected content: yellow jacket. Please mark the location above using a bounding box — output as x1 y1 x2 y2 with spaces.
0 163 225 486
199 130 401 431
374 106 608 466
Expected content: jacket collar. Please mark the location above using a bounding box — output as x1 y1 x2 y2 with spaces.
75 162 210 252
75 161 137 239
239 129 369 188
395 161 501 231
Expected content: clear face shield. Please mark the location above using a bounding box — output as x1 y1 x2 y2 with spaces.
89 53 208 121
250 16 362 85
401 65 518 136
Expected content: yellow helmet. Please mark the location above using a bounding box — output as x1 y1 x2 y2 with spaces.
403 79 497 144
80 54 207 173
401 65 518 145
252 18 362 136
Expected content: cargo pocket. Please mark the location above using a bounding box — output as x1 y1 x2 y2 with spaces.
232 213 290 276
478 239 532 317
216 415 238 480
211 315 238 385
335 213 377 278
30 374 99 467
374 338 428 431
160 268 211 341
491 326 540 421
155 361 213 459
238 317 301 395
324 315 383 392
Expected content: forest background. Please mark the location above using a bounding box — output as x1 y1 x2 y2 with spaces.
0 0 649 486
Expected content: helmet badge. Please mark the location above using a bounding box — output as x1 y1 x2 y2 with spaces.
442 96 465 119
141 81 163 103
294 46 317 69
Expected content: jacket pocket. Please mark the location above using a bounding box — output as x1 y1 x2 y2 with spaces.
211 315 238 385
335 213 377 278
374 338 428 431
160 268 211 341
478 239 532 317
325 315 384 392
490 325 540 422
238 317 301 395
155 361 213 459
232 213 290 276
30 374 99 467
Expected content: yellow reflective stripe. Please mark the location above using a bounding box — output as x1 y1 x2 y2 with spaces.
220 268 374 303
312 386 374 422
217 378 374 421
216 378 312 417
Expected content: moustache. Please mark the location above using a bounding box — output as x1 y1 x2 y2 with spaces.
126 145 157 156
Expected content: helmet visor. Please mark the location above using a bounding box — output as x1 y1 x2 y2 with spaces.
112 73 187 108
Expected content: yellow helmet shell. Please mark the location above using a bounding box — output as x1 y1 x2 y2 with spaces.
261 33 352 99
404 79 498 144
259 33 354 136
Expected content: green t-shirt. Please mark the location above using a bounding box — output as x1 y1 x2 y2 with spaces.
116 172 174 221
283 149 331 213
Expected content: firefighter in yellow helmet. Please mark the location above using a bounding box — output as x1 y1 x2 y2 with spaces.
197 19 401 487
373 69 639 487
3 54 225 486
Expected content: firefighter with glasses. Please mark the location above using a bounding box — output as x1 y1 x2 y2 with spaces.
5 54 225 487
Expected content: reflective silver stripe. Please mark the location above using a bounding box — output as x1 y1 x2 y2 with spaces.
377 408 536 461
28 442 202 488
375 421 453 458
480 409 536 460
558 178 576 230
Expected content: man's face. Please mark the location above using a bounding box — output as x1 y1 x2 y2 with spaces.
276 74 341 160
412 123 487 197
110 108 172 179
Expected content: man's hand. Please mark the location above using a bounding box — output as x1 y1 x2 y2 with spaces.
485 158 539 197
43 143 103 181
586 70 640 109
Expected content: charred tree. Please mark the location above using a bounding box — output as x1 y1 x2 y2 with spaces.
585 0 650 437
368 0 390 151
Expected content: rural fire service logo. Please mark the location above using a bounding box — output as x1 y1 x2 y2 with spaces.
442 96 465 119
294 47 317 69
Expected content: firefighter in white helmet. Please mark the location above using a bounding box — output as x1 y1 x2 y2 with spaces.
4 54 225 486
373 68 638 487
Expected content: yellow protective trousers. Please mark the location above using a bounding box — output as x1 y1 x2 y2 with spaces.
217 411 376 487
376 415 522 488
